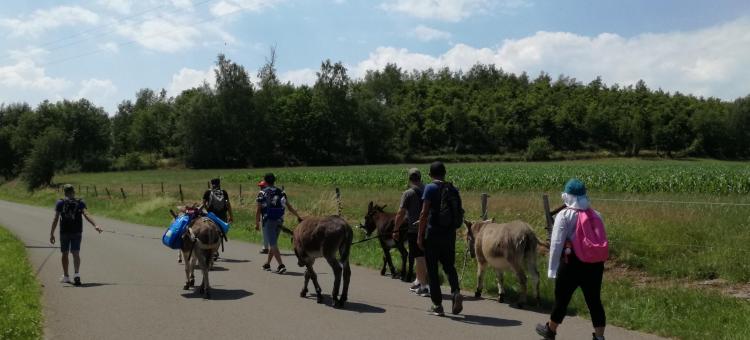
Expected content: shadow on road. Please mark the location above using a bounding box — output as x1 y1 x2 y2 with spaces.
449 314 522 327
63 282 117 288
280 271 305 277
342 301 386 314
218 258 250 263
209 266 229 271
181 289 253 301
25 245 58 249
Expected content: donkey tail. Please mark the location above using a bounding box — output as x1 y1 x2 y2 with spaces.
340 224 354 263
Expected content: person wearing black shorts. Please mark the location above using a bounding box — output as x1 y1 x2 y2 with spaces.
50 184 103 286
394 168 428 296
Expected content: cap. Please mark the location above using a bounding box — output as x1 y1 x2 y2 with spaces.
257 180 268 188
564 178 587 196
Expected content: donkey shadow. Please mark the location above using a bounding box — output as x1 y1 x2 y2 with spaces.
302 295 386 313
181 289 253 301
448 314 522 327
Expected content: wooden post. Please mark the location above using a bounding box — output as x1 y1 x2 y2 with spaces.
120 188 127 199
239 184 243 205
335 188 342 216
93 185 98 197
161 182 164 195
141 184 144 198
543 194 554 241
85 186 89 196
179 184 184 203
480 193 489 220
78 184 81 193
105 188 112 199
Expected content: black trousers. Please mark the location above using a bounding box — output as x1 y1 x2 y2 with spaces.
425 232 460 306
551 252 606 328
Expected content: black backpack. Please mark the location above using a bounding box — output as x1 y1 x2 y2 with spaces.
263 187 286 220
208 189 228 213
436 182 464 230
60 198 81 229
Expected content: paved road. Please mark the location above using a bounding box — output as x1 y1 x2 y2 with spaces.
0 200 663 340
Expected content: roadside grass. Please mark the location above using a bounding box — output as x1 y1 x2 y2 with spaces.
0 225 43 340
2 163 750 339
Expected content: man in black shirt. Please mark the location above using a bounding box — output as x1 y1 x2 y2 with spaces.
202 178 234 223
50 184 103 286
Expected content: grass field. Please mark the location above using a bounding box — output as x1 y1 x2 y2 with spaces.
1 159 749 339
0 225 43 340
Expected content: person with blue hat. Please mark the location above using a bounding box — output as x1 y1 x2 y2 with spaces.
537 179 608 340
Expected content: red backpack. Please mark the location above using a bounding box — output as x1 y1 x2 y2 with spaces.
571 208 609 263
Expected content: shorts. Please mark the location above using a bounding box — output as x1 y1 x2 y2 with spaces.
60 233 82 253
408 233 424 259
262 220 282 247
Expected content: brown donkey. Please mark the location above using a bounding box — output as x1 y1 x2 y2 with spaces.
362 202 410 281
179 211 222 299
292 216 353 308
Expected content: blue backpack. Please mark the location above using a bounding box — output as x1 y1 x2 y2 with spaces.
162 214 190 249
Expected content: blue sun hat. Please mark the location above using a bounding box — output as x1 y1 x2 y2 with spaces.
562 178 590 210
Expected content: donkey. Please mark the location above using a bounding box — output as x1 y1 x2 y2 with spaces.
292 216 353 308
179 209 222 299
465 219 541 308
363 202 410 281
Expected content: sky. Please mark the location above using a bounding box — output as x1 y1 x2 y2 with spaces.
2 0 750 115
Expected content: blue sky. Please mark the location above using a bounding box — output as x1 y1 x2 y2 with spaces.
2 0 750 114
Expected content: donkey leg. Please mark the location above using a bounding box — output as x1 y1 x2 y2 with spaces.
380 253 387 276
494 268 505 303
326 256 344 307
528 256 541 306
309 266 323 303
384 248 398 279
301 268 311 297
512 263 528 309
475 262 486 298
341 260 351 305
398 244 408 282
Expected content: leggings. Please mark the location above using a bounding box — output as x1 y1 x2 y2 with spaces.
550 253 606 328
425 233 460 306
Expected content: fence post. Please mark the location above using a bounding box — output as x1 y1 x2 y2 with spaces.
78 184 81 193
239 184 243 205
85 186 89 196
542 194 554 242
161 182 164 195
335 188 342 216
105 188 112 199
179 184 184 203
93 185 98 197
480 193 489 220
120 188 127 200
141 184 144 198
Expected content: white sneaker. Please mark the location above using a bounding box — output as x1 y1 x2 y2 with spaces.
60 275 71 283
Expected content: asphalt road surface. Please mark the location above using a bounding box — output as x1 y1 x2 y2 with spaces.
0 200 664 340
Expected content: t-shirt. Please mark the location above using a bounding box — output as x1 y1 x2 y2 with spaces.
422 180 457 237
55 198 87 234
399 184 424 234
256 187 287 220
203 189 230 220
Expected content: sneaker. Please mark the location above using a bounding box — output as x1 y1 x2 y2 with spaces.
535 323 556 340
592 334 605 340
428 304 445 316
73 274 81 286
276 265 287 274
262 263 271 271
409 283 420 292
416 287 431 297
451 292 463 315
60 275 71 284
259 248 269 254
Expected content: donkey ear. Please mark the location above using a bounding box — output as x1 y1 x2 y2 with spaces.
368 201 373 209
463 220 472 229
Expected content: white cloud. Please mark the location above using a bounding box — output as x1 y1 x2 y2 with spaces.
7 47 49 63
171 0 194 10
210 0 284 17
0 60 71 93
77 78 118 103
98 0 132 14
0 6 100 37
116 15 201 52
353 18 750 100
280 68 318 86
99 42 120 53
168 66 217 95
412 25 452 42
380 0 530 22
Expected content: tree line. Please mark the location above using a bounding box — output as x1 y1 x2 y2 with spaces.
2 53 750 189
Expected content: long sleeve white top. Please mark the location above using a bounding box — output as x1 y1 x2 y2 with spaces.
547 208 602 278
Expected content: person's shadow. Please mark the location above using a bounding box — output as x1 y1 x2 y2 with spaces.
63 282 116 288
449 314 522 327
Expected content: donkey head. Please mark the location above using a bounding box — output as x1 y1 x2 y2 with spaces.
464 218 494 259
363 201 387 236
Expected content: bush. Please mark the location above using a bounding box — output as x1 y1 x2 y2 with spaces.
525 137 554 161
21 128 67 190
113 152 157 171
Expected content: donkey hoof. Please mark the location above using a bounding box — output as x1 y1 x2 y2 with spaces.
332 298 345 308
498 294 505 303
300 289 308 297
474 291 481 298
189 279 195 287
380 270 386 276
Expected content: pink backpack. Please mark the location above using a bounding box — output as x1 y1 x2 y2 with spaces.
572 208 609 263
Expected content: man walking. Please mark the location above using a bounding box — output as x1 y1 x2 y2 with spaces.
417 162 465 316
257 179 270 254
393 168 428 296
202 178 234 224
50 184 103 286
256 173 302 274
